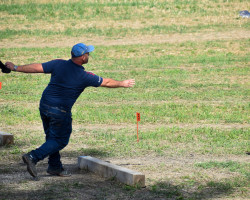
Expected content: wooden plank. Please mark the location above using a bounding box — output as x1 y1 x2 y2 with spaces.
0 131 14 146
78 156 145 187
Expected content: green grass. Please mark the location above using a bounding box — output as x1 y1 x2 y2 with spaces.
0 40 249 126
2 23 247 39
195 161 250 177
194 161 250 198
0 1 242 20
73 127 249 156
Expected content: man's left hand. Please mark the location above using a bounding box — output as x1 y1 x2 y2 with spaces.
122 79 135 88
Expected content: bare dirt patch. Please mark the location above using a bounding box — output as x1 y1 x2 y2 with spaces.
1 153 249 200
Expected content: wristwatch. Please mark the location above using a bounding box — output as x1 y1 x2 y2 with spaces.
13 65 18 71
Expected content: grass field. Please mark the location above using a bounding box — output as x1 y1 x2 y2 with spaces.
0 0 249 199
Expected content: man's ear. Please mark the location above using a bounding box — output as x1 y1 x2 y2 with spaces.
82 54 87 62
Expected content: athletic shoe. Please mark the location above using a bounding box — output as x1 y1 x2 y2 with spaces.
22 153 37 177
47 168 71 177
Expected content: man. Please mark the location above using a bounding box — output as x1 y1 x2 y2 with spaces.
5 43 135 178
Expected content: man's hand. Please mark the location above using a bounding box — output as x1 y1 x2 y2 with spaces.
5 62 15 71
121 79 135 88
101 78 135 88
0 61 11 73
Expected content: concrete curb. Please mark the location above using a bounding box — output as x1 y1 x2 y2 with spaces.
0 131 14 146
78 156 145 187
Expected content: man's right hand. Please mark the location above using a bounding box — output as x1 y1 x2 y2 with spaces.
5 62 15 71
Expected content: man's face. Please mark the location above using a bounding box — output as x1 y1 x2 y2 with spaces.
82 52 89 64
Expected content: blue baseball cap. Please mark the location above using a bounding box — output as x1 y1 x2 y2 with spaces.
71 43 94 57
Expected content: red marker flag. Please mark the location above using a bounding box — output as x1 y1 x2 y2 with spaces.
136 112 140 142
0 82 1 89
136 112 140 122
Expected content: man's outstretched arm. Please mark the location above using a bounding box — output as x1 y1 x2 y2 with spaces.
101 78 135 88
5 62 44 73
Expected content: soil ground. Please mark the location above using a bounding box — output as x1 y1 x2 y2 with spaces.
1 153 249 200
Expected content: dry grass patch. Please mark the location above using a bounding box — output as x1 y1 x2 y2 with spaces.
0 0 81 4
0 14 248 32
2 30 249 48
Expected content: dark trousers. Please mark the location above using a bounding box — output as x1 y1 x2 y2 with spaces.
31 103 72 170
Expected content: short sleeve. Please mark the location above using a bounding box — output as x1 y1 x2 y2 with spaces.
42 60 58 73
85 71 103 87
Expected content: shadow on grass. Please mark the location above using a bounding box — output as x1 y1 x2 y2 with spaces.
150 181 234 200
0 161 236 200
71 147 110 157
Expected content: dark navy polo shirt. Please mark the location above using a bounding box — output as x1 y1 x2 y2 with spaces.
40 59 103 111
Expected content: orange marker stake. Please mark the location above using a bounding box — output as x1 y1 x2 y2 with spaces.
136 112 140 142
0 82 2 89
